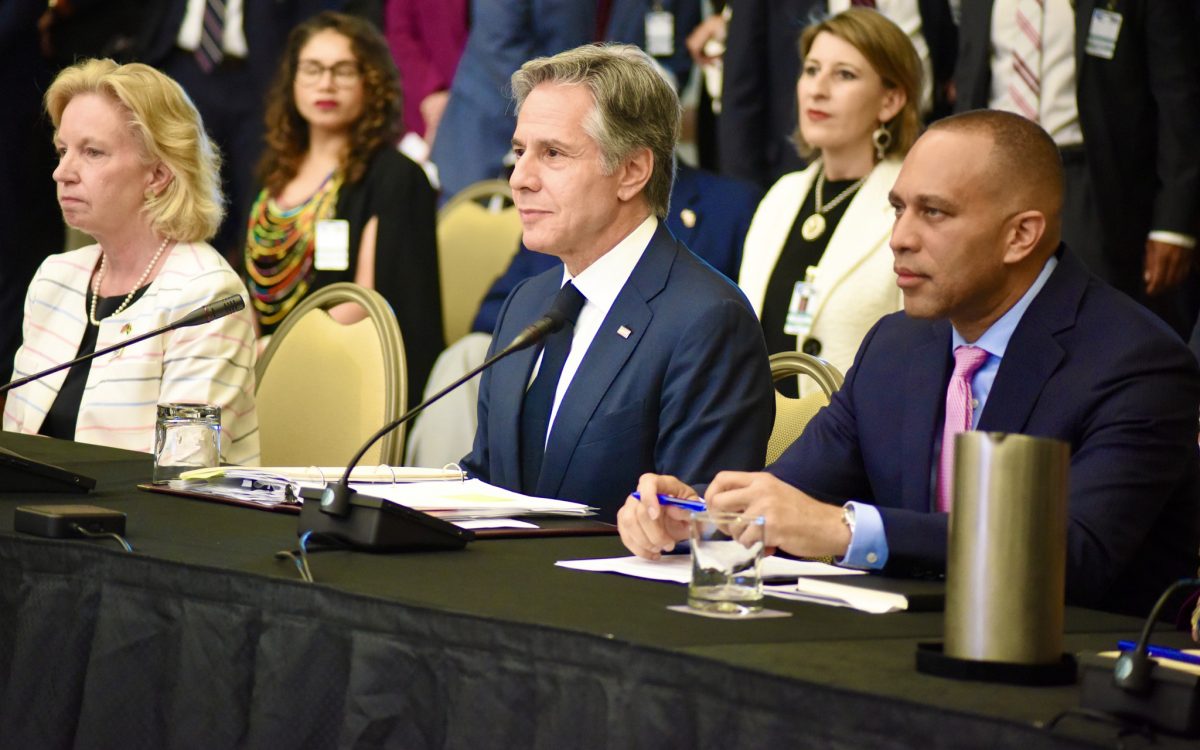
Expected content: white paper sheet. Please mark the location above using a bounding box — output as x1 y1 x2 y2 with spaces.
555 555 866 584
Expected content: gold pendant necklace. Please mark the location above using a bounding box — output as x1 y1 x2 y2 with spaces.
799 165 870 242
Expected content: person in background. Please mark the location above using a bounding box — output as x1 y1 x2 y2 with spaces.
0 1 63 398
738 9 920 396
384 0 468 148
429 0 701 203
954 1 1200 336
719 0 957 191
4 59 259 465
245 11 442 404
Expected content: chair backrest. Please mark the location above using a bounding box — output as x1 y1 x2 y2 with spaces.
766 351 844 465
437 179 523 343
255 283 407 467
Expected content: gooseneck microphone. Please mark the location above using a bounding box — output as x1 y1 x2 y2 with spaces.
0 294 246 396
316 295 574 520
1112 577 1200 694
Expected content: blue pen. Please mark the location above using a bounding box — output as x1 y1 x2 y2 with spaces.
1117 640 1200 667
630 492 706 512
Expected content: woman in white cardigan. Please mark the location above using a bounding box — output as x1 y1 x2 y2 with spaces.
738 9 922 396
4 60 259 465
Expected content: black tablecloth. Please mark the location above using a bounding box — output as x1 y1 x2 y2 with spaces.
0 433 1191 749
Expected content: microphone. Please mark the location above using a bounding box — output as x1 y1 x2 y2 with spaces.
171 294 246 329
0 294 248 396
1112 578 1200 694
1077 577 1200 735
303 297 570 546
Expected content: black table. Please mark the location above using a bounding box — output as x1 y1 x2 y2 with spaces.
0 432 1190 748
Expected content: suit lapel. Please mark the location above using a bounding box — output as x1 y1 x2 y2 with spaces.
901 322 952 512
978 250 1084 434
535 227 674 497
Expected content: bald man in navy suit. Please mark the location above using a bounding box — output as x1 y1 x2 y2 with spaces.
621 110 1199 616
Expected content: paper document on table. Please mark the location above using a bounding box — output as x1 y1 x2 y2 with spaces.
765 574 943 614
181 465 465 485
349 478 593 520
556 555 866 584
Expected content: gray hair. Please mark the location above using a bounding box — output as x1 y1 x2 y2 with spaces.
511 44 680 219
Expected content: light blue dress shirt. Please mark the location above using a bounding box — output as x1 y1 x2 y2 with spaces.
840 256 1059 569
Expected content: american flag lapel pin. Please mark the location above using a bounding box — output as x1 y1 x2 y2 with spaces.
617 325 632 339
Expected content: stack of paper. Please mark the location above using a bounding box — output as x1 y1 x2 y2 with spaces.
180 465 465 485
351 479 592 520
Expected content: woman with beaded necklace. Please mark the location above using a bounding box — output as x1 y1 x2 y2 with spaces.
4 59 259 464
737 9 923 397
246 12 442 405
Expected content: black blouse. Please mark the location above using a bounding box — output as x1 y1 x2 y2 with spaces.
39 285 149 440
760 176 858 397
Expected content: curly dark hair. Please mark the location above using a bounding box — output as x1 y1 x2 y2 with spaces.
257 11 401 194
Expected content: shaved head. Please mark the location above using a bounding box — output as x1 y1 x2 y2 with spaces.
927 109 1064 252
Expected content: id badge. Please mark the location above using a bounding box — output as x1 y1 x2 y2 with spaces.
783 269 818 338
1085 9 1122 60
314 219 350 271
645 10 674 57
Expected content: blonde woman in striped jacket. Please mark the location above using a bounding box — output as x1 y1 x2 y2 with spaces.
3 60 259 465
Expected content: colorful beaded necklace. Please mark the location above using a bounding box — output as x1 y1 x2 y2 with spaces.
245 171 342 329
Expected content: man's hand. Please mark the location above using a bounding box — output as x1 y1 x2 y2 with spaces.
706 471 850 559
1143 239 1193 296
685 14 727 66
617 473 695 559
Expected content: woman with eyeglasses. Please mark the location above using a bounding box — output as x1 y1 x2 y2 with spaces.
245 11 443 404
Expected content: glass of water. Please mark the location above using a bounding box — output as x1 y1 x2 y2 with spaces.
688 511 766 615
153 403 221 483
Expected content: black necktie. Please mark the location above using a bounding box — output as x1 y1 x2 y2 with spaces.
520 283 587 494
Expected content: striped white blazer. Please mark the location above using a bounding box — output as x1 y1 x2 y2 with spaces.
4 242 260 465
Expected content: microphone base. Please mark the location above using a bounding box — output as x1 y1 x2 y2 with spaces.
1079 653 1200 735
297 486 473 552
0 447 96 494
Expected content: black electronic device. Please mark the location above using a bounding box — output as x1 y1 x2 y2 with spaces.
0 294 246 493
14 504 126 538
0 446 96 493
301 293 576 550
1078 578 1200 736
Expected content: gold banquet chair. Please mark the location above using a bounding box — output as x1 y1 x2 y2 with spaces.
766 351 845 465
436 179 523 344
255 283 407 467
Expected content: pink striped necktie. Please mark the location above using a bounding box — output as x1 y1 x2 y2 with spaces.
195 0 226 73
1009 0 1044 122
937 345 990 513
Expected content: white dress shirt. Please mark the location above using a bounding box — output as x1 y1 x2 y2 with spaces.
533 215 657 445
177 0 248 58
988 0 1082 147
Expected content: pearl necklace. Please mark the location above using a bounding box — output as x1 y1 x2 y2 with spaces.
89 237 171 326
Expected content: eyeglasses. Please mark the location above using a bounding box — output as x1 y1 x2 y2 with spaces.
296 61 361 87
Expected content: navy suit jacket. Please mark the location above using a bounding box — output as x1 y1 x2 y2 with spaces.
770 249 1200 615
462 224 775 522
